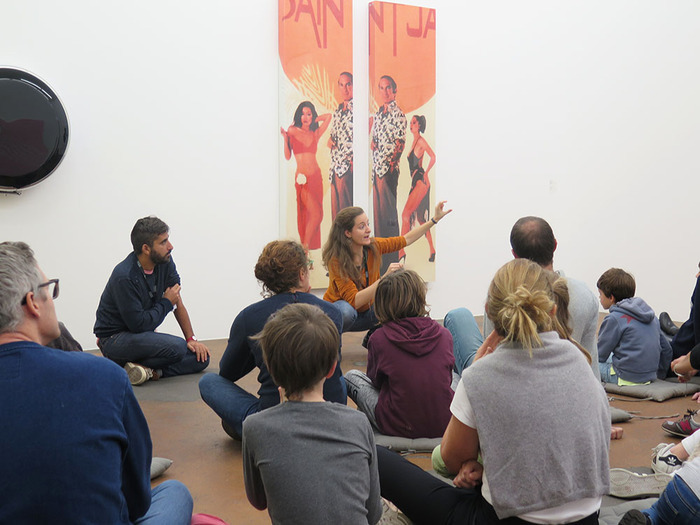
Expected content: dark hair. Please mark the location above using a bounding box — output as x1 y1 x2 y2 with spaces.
131 216 169 254
339 71 353 83
254 240 307 298
254 303 338 400
292 101 319 132
597 268 635 302
413 115 426 134
380 75 397 92
374 269 428 324
510 216 556 267
321 207 379 286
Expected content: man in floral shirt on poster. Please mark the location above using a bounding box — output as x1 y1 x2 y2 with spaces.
370 74 407 272
329 71 354 220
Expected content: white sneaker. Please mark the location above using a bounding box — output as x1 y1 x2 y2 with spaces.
651 443 683 474
124 362 153 386
609 468 671 498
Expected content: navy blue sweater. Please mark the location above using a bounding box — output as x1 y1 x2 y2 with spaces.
94 252 180 338
0 342 152 523
219 292 346 407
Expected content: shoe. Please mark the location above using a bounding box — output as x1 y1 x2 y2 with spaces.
221 419 242 441
378 500 411 525
618 509 651 525
609 468 671 498
659 312 679 336
662 409 700 438
428 252 435 262
651 443 683 474
124 362 153 386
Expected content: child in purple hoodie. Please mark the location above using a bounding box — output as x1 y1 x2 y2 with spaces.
345 269 454 438
597 268 672 385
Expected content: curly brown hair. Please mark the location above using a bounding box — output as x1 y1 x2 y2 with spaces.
254 240 307 297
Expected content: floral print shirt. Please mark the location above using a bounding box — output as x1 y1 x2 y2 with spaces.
329 99 353 178
371 100 407 179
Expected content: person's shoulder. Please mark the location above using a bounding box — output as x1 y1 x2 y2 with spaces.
38 346 129 384
111 253 138 277
301 293 341 319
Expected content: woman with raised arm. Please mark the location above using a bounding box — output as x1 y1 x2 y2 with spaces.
280 101 331 257
377 259 610 524
399 115 436 263
322 201 451 333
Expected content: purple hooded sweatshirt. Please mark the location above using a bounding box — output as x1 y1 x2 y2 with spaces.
367 317 454 438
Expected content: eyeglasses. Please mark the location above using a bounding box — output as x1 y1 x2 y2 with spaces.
21 278 60 305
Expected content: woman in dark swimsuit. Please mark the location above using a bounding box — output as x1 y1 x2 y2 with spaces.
280 101 331 257
399 115 436 262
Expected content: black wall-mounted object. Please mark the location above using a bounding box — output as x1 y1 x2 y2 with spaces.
0 67 69 190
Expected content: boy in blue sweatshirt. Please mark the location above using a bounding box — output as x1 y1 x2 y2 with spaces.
597 268 672 385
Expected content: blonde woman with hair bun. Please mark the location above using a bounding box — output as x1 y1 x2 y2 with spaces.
376 259 610 524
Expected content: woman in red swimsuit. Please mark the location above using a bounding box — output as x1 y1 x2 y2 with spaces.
399 115 436 262
281 101 331 256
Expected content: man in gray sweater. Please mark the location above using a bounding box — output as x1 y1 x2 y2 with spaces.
446 215 601 380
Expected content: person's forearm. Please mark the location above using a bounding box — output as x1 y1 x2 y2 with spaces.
690 343 700 370
173 299 195 340
354 281 379 309
404 219 435 246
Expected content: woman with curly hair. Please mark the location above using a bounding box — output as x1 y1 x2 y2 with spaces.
322 201 451 332
198 240 345 440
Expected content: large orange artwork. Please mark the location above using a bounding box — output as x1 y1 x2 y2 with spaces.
369 2 436 280
279 0 353 288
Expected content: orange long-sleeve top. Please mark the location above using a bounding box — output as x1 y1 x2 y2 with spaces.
323 236 406 311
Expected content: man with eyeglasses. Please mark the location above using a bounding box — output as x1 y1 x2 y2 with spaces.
0 241 193 524
94 216 210 385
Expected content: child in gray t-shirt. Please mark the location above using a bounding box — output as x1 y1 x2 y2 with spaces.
242 303 382 525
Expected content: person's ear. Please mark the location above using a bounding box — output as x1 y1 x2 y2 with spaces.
511 249 519 259
141 243 151 255
550 304 558 318
325 360 338 379
22 292 41 318
344 230 352 239
553 239 558 253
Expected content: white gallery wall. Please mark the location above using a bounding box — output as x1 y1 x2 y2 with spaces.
2 0 699 348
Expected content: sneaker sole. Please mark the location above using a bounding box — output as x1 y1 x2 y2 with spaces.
661 425 695 438
609 468 671 499
124 363 148 386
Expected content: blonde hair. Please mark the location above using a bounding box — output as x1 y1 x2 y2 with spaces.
374 269 429 324
486 259 555 352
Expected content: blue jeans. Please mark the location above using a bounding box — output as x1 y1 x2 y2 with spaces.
199 371 348 438
135 479 193 525
334 300 378 333
198 373 261 438
444 308 483 375
599 355 616 384
645 474 700 524
99 331 209 378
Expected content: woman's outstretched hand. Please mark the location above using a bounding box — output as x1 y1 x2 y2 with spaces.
433 200 453 223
